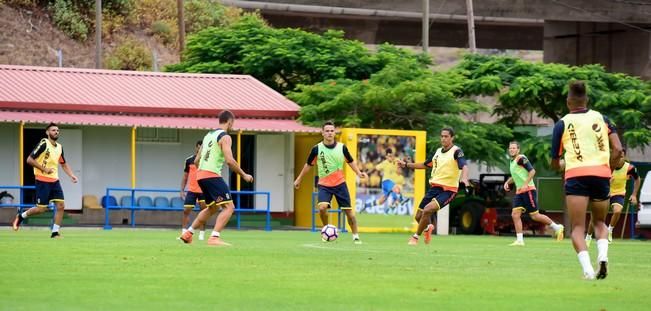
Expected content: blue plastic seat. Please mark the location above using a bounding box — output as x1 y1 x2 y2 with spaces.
137 196 154 208
153 196 169 208
170 197 184 209
120 196 136 207
101 195 118 208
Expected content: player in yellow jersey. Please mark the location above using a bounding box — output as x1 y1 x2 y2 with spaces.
294 121 368 244
12 123 78 238
364 149 406 213
179 140 208 240
585 150 641 244
179 111 253 246
504 141 564 246
551 81 623 280
398 128 469 245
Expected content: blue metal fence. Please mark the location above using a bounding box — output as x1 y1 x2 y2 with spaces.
103 187 271 231
311 191 347 233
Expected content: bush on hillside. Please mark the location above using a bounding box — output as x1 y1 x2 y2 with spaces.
105 36 152 71
50 0 89 41
150 20 177 46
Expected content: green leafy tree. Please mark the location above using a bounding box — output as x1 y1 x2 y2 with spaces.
457 54 651 166
289 57 513 164
166 15 429 94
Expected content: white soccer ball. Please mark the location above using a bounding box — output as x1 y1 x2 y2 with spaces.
321 224 338 242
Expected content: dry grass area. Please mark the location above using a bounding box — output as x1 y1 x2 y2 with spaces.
0 4 179 69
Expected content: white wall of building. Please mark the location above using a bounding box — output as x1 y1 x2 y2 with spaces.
254 133 294 212
1 124 298 211
0 123 20 199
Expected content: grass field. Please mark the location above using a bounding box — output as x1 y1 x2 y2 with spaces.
1 227 650 310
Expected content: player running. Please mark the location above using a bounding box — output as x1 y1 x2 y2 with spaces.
551 81 623 280
179 110 253 246
504 141 564 246
12 123 78 238
180 140 208 240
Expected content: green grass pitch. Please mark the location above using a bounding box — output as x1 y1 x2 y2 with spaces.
1 228 649 310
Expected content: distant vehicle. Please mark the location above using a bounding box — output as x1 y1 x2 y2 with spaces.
448 174 545 235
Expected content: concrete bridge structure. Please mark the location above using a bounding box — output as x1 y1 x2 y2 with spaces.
222 0 651 78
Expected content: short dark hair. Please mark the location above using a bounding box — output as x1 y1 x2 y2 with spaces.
509 141 520 148
441 127 455 137
46 122 58 130
196 140 203 147
567 81 587 106
385 148 393 155
218 110 235 124
322 120 335 129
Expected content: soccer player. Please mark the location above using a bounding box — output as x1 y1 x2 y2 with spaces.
551 81 623 280
585 150 641 244
179 110 253 246
398 127 469 245
12 123 78 238
294 121 368 244
180 140 208 240
363 149 405 212
504 141 564 246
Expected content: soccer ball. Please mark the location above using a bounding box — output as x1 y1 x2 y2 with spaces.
321 224 338 242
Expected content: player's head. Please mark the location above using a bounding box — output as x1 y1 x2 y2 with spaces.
385 148 394 160
194 140 202 153
218 110 235 131
508 141 520 157
322 121 336 142
45 122 59 141
440 127 455 147
567 81 588 110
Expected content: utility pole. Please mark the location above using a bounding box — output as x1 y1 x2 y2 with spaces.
95 0 102 68
422 0 429 54
465 0 477 53
177 0 186 59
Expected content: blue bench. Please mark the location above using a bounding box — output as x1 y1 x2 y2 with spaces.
0 185 53 210
103 187 272 231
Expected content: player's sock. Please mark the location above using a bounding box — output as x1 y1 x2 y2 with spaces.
211 231 220 238
597 239 609 262
182 228 187 234
607 225 613 233
550 222 561 231
21 212 28 219
352 233 360 240
52 224 60 233
577 251 595 276
199 231 205 240
412 233 419 239
186 226 194 234
516 233 524 242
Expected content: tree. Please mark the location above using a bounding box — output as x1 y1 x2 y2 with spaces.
288 57 513 164
457 54 651 166
165 14 429 94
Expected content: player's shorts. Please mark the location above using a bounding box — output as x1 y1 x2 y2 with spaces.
183 191 205 208
512 190 539 214
317 183 352 209
381 179 396 196
610 195 625 209
197 177 232 207
418 186 456 210
565 176 610 201
35 180 64 207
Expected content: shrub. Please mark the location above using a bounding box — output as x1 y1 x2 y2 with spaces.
50 0 89 41
104 36 152 71
150 19 177 45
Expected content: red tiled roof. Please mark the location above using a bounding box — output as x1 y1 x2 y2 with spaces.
0 110 321 133
0 65 300 118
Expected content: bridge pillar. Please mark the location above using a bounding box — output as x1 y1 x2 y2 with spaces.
544 21 651 79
